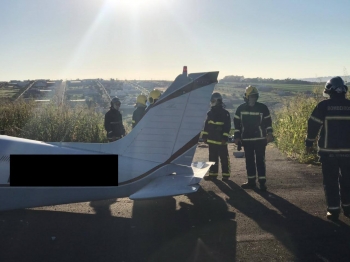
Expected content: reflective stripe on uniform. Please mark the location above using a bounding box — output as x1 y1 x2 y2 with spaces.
318 148 350 153
343 203 350 207
240 111 265 139
310 115 323 124
264 115 271 119
234 114 240 119
132 120 135 123
207 139 226 145
209 172 218 176
201 131 208 135
222 173 230 177
223 133 229 136
241 112 261 116
208 120 224 125
324 116 350 148
306 138 315 142
248 175 256 179
258 177 266 180
325 116 350 120
328 206 340 210
325 119 328 148
242 137 266 141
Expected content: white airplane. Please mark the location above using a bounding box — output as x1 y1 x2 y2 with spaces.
0 70 219 212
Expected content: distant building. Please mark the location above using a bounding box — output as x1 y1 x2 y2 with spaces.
110 89 130 97
9 80 30 88
67 80 83 87
83 89 98 96
33 81 47 88
82 79 97 85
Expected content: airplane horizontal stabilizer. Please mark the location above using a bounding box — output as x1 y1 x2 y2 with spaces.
129 162 214 200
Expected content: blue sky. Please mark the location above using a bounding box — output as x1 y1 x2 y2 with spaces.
0 0 349 81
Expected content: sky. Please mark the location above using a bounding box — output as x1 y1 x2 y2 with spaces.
0 0 349 81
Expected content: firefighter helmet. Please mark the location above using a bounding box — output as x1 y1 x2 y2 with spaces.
111 97 121 107
210 92 223 106
244 85 259 102
148 89 161 104
324 76 348 97
244 85 259 98
136 94 147 106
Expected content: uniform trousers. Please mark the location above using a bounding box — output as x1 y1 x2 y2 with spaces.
243 139 267 184
208 143 230 176
320 154 350 213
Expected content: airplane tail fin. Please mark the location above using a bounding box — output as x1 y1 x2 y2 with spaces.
53 71 218 164
50 71 219 183
103 71 219 163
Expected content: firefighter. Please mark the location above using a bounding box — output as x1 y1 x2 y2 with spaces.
104 97 126 142
132 94 147 128
305 76 350 221
233 86 274 191
202 92 231 180
148 89 161 106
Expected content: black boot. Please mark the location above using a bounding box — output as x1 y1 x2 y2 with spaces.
241 182 256 189
259 183 267 192
326 211 339 221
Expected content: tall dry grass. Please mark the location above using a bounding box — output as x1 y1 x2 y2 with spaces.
272 87 324 163
0 99 131 143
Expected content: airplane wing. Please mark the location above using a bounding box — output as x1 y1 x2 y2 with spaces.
129 162 214 200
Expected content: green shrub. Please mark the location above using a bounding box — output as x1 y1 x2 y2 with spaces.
273 87 324 163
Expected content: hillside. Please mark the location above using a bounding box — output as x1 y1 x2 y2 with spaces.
213 81 323 116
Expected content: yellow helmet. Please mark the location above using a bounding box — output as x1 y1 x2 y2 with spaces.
244 85 259 99
136 94 147 106
148 89 161 104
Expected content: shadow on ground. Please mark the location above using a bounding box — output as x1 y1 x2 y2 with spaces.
1 183 349 262
213 179 350 261
0 191 236 262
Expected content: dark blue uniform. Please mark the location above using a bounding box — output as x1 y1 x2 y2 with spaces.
202 105 231 178
132 107 146 128
234 102 273 185
104 107 125 141
306 94 350 216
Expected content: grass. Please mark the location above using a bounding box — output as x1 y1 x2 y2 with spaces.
272 87 324 163
0 88 20 99
0 98 131 143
